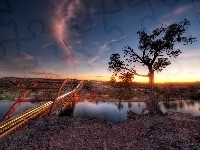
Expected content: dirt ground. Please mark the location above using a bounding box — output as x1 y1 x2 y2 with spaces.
0 111 200 150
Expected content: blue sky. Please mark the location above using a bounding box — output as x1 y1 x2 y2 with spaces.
0 0 200 82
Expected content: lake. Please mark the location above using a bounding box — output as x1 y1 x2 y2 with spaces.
0 100 41 121
0 100 200 123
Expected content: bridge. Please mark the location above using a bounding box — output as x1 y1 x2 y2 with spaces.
0 78 83 139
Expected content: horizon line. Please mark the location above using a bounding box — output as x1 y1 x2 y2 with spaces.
1 76 200 83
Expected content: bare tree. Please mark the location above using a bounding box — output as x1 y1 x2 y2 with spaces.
108 19 197 115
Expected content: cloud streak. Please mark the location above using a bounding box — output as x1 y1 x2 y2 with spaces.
172 5 192 16
163 4 193 20
29 71 61 77
99 36 126 51
14 52 34 62
51 0 85 65
87 56 100 64
42 42 53 48
100 39 117 51
149 4 194 34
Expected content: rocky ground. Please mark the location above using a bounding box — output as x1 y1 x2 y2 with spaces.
0 111 200 150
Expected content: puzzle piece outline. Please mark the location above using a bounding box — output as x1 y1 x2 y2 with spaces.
0 0 54 77
0 0 199 81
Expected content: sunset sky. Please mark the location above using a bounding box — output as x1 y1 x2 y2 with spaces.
0 0 200 83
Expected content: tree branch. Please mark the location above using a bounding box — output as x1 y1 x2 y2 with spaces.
125 46 147 65
122 67 149 77
151 51 158 65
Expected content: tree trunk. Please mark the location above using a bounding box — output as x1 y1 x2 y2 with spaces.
142 68 163 115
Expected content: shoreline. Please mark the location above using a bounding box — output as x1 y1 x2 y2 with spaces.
0 97 196 102
87 96 193 103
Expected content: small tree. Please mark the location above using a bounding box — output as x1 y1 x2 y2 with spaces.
108 72 134 101
109 75 116 83
108 19 197 115
119 72 134 83
118 72 134 100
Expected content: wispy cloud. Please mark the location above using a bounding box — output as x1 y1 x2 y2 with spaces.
85 36 127 65
99 36 126 51
88 75 108 78
94 76 108 77
29 71 61 77
87 56 100 64
76 40 82 44
150 21 171 32
66 56 80 66
173 5 192 16
14 52 34 62
149 4 193 34
100 39 117 51
42 42 53 48
164 4 192 19
51 0 85 65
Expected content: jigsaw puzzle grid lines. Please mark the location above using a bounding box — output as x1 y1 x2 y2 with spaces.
0 0 200 80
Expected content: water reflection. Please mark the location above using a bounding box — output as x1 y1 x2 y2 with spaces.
162 101 179 110
159 100 200 116
115 102 124 111
179 100 184 109
1 99 200 123
60 100 200 123
61 101 146 123
128 102 132 109
0 100 40 120
59 102 76 117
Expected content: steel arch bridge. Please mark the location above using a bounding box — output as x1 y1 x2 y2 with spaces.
0 78 83 138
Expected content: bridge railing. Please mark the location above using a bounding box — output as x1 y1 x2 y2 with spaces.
2 79 83 121
0 80 84 139
49 81 83 115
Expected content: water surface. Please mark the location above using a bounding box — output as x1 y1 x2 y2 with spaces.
0 100 40 120
60 100 200 123
1 99 200 123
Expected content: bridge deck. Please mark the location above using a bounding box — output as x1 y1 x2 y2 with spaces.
0 80 83 139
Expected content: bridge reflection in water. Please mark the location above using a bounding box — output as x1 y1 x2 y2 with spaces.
59 93 84 117
0 79 83 139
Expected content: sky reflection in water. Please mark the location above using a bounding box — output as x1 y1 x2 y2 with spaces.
0 100 200 123
72 101 146 123
59 100 200 123
0 100 40 120
159 100 200 116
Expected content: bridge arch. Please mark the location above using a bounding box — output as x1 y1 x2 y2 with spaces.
2 78 71 121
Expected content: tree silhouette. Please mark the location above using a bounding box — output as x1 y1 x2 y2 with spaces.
119 72 134 83
109 75 116 83
108 19 197 115
108 71 135 101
